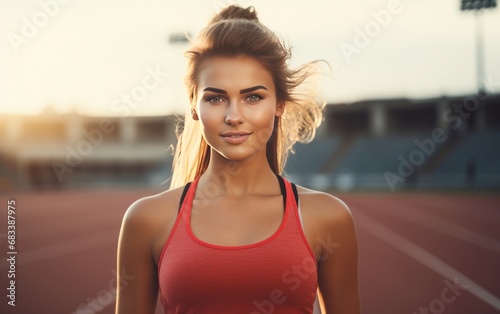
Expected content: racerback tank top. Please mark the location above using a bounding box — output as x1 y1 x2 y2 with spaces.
157 176 317 313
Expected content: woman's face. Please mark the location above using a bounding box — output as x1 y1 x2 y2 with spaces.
194 55 283 162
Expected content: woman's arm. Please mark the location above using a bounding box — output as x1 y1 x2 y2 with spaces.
308 193 361 314
115 198 161 314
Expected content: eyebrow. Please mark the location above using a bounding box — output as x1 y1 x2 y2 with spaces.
202 85 268 94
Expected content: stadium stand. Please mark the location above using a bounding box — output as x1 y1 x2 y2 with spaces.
285 132 435 190
419 130 500 188
284 137 341 189
332 133 431 189
285 137 341 174
284 93 500 191
332 133 428 173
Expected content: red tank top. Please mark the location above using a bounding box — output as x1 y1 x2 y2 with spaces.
157 177 317 313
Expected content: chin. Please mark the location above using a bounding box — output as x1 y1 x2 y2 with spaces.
214 147 261 163
220 151 257 162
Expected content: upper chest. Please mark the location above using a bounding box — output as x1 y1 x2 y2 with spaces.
189 195 286 247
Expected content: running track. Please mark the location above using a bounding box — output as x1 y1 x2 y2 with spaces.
0 188 499 314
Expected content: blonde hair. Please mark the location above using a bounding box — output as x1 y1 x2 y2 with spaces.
169 5 325 189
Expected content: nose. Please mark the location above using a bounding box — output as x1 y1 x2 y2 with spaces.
224 102 244 125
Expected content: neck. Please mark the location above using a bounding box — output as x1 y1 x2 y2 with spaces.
199 148 279 197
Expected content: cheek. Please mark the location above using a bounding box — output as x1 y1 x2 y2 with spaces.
198 105 223 127
248 102 276 125
245 105 277 141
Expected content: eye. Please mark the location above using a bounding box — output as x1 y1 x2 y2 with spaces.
206 95 225 104
245 94 263 102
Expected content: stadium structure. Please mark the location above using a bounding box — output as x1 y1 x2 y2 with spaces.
1 93 499 192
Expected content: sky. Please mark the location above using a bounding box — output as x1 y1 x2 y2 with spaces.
0 0 499 117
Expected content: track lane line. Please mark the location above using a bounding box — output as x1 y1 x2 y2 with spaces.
355 211 500 311
0 230 118 268
368 201 500 254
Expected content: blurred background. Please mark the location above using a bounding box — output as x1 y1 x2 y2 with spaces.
0 0 499 313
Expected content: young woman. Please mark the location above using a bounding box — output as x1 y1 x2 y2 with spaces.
116 5 360 314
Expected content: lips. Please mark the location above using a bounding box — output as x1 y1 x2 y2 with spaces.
220 131 252 144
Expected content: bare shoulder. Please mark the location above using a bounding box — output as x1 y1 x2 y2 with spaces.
119 185 186 252
295 185 357 260
296 185 353 227
122 185 185 226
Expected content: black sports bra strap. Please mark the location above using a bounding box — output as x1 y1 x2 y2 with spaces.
291 182 299 205
276 175 287 209
276 175 299 208
178 182 192 213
